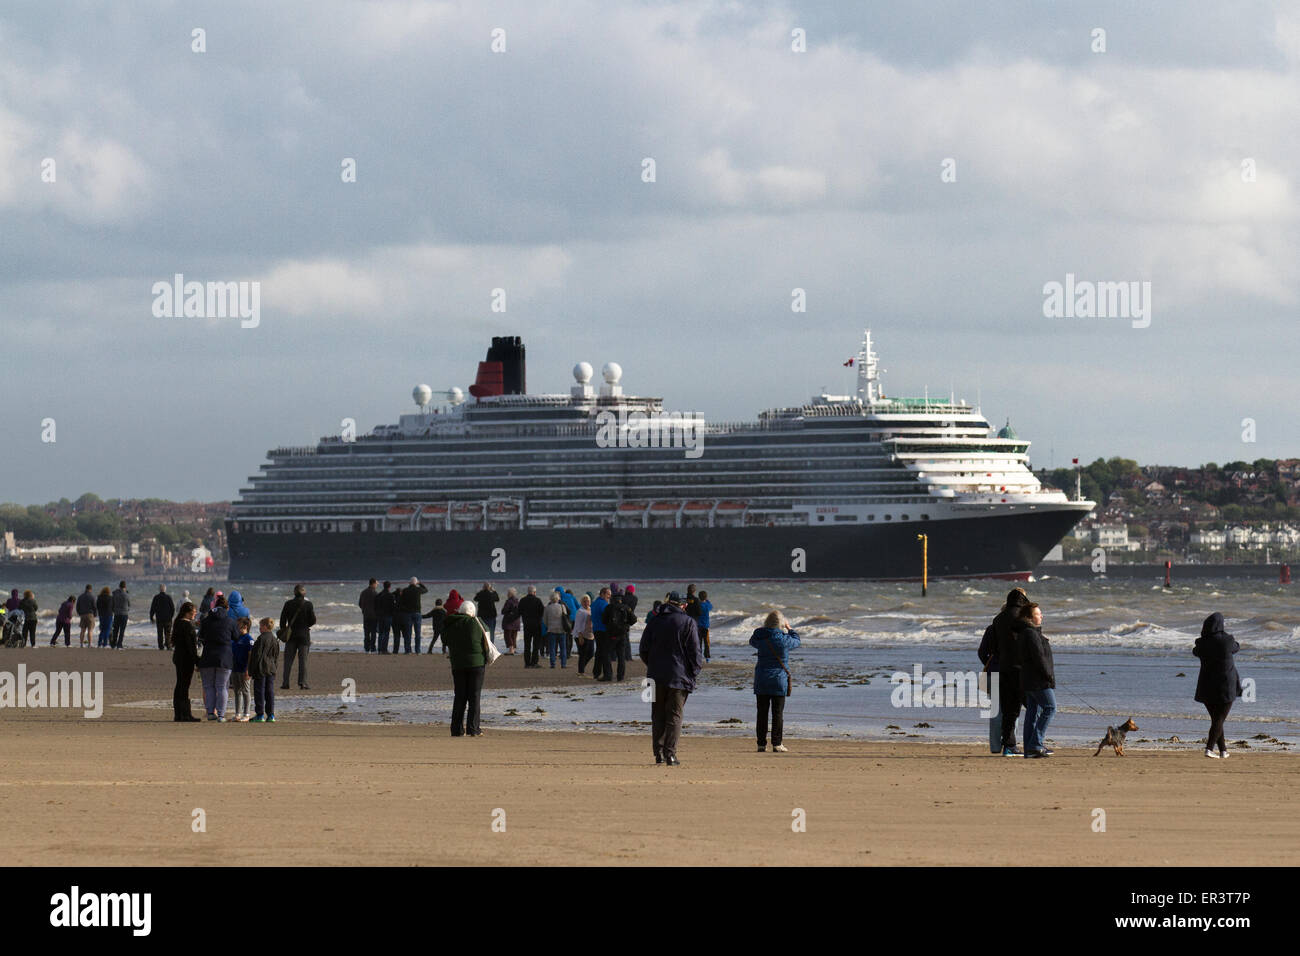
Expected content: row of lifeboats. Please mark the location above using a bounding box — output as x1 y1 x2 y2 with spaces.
387 502 521 522
618 500 749 514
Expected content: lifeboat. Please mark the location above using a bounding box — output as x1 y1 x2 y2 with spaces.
453 502 483 522
650 501 680 512
618 501 647 513
488 501 520 520
387 505 416 517
683 500 713 512
716 500 748 512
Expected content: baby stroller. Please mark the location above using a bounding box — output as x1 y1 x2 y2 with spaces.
1 608 26 648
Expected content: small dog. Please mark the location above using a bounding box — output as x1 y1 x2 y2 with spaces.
1093 717 1139 756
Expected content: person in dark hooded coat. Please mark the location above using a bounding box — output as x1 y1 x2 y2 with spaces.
1194 612 1243 759
978 587 1030 756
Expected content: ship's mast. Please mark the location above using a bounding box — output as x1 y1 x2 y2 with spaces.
856 330 881 404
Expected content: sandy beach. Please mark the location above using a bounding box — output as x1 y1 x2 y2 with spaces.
1 648 1297 866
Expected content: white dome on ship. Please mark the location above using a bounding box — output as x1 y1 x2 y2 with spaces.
447 386 465 405
602 362 622 384
574 362 593 383
412 384 433 407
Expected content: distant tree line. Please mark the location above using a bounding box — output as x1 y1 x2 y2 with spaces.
1 493 223 548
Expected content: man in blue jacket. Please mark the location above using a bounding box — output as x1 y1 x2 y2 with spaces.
638 591 703 766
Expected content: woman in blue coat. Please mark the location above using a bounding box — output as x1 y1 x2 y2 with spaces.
749 610 800 752
1194 612 1243 759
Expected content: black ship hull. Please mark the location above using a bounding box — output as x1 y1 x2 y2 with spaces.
226 508 1086 583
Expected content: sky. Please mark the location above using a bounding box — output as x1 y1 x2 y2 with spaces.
2 0 1298 503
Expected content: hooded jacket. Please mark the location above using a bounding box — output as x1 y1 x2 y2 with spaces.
197 608 236 670
226 590 252 624
1016 619 1055 692
556 587 579 620
96 591 113 617
1194 612 1243 705
639 604 703 693
3 590 18 611
750 626 800 695
111 587 130 616
443 589 463 614
248 629 280 679
57 599 75 624
979 589 1030 673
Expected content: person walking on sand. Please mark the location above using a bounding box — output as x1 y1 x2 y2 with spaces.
171 602 201 722
76 585 96 647
359 578 378 653
95 586 113 647
474 582 500 643
1015 602 1055 759
51 595 75 647
442 599 488 737
150 584 175 651
500 588 521 655
248 617 280 722
981 587 1029 757
518 585 545 668
375 580 397 654
639 591 703 766
279 584 317 690
110 581 130 649
1195 612 1243 760
197 596 236 721
750 610 800 752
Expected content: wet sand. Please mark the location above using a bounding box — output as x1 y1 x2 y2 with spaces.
1 646 1297 866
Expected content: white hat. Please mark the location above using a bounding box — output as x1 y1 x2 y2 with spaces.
460 599 477 617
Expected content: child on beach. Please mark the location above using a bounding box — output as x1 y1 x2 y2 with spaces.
248 618 279 722
231 618 254 721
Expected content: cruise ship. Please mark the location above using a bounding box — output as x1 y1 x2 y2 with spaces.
226 333 1094 581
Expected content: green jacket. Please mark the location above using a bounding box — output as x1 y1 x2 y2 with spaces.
442 612 486 669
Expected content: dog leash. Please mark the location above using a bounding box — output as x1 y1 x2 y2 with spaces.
1057 686 1106 716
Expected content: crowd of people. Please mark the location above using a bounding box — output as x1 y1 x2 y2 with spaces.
978 586 1244 760
3 576 1245 761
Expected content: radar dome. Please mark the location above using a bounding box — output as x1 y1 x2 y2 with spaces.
448 387 465 405
602 362 623 385
412 384 433 408
573 362 593 383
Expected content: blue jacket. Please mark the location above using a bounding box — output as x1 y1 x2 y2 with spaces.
231 631 253 673
226 590 252 625
197 608 236 670
749 627 800 696
638 605 703 692
698 599 712 630
590 597 609 633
